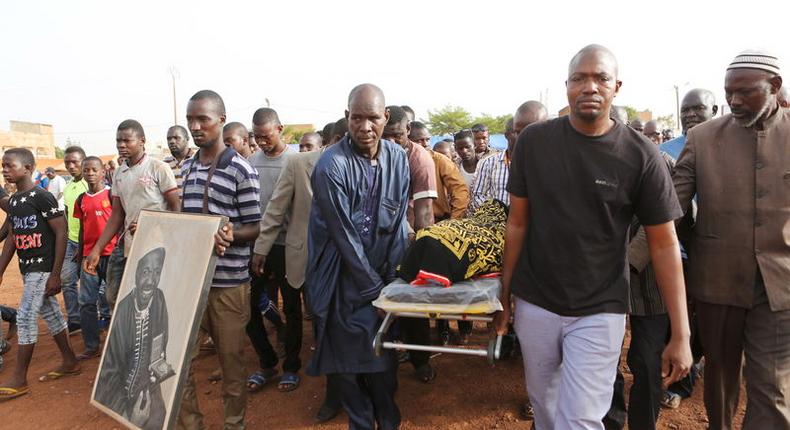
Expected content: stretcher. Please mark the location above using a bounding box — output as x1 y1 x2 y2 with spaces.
372 277 504 364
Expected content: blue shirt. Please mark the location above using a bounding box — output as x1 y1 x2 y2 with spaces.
181 148 261 287
660 135 686 161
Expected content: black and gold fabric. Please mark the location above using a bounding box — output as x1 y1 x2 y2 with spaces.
399 199 507 284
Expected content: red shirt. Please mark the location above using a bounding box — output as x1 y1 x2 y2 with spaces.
73 188 117 256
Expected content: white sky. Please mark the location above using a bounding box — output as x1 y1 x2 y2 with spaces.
1 0 787 156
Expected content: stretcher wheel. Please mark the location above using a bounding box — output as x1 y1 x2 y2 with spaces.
373 332 383 357
487 335 503 365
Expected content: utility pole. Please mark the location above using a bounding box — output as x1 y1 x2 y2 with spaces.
169 67 179 125
673 84 680 133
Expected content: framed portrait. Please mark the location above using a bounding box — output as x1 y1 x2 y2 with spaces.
90 210 225 430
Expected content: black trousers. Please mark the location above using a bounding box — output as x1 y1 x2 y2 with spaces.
246 245 302 372
627 314 670 430
603 314 670 430
399 317 431 369
329 366 400 430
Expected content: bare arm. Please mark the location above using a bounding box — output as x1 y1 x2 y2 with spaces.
0 221 17 280
645 222 692 387
494 194 529 335
45 216 68 297
413 198 434 230
0 218 8 244
164 189 181 212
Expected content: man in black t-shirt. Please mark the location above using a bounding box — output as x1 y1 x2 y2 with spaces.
495 45 692 429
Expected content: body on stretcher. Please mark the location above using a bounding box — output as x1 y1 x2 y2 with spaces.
372 277 504 364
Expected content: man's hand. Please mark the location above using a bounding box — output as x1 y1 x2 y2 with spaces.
83 249 101 275
214 223 233 256
492 297 511 336
251 253 266 277
661 336 693 389
44 273 62 297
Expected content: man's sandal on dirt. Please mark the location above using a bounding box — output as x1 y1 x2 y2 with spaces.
278 372 300 392
247 368 278 392
0 386 30 400
38 368 82 382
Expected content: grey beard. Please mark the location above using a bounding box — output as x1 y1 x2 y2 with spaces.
737 101 773 128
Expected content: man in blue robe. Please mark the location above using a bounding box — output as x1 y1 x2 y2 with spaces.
305 83 410 430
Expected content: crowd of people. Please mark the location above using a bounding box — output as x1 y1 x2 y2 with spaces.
0 43 788 430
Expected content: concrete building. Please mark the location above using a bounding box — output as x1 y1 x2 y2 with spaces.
0 120 57 159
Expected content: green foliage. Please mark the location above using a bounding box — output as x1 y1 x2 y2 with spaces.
425 105 473 135
55 146 64 159
472 113 512 134
425 106 511 135
656 114 676 130
622 105 639 121
282 125 307 145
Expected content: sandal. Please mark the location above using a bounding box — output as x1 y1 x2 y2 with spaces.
247 368 277 392
39 368 82 382
0 386 29 400
278 372 300 392
415 363 436 384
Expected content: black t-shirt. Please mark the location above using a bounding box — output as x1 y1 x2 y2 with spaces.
8 188 63 275
506 116 682 316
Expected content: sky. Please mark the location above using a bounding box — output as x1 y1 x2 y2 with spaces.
1 0 787 156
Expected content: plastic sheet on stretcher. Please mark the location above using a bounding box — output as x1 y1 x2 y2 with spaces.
373 277 503 315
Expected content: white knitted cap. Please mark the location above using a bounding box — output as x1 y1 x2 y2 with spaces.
727 49 781 75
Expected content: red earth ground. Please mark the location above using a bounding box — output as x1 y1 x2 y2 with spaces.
0 254 746 429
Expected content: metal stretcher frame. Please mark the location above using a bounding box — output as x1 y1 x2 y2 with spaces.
372 310 503 365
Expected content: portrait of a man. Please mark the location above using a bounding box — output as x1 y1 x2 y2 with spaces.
94 247 175 430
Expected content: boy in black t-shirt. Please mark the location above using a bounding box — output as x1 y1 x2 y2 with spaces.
0 148 80 400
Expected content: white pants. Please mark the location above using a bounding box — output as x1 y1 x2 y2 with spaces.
513 297 625 430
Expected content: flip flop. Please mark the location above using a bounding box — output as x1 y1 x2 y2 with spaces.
247 368 277 393
0 386 30 400
38 368 82 382
278 372 300 392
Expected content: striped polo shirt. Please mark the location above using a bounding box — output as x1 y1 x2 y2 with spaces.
181 148 261 287
163 147 196 192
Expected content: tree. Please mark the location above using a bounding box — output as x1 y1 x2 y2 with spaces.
622 105 639 121
282 125 308 145
55 147 64 159
656 114 676 130
472 113 511 134
425 105 473 135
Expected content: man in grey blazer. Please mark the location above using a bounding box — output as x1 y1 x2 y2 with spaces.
673 50 790 430
252 137 341 423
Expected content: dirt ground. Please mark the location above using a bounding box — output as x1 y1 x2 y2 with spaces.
0 254 745 430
